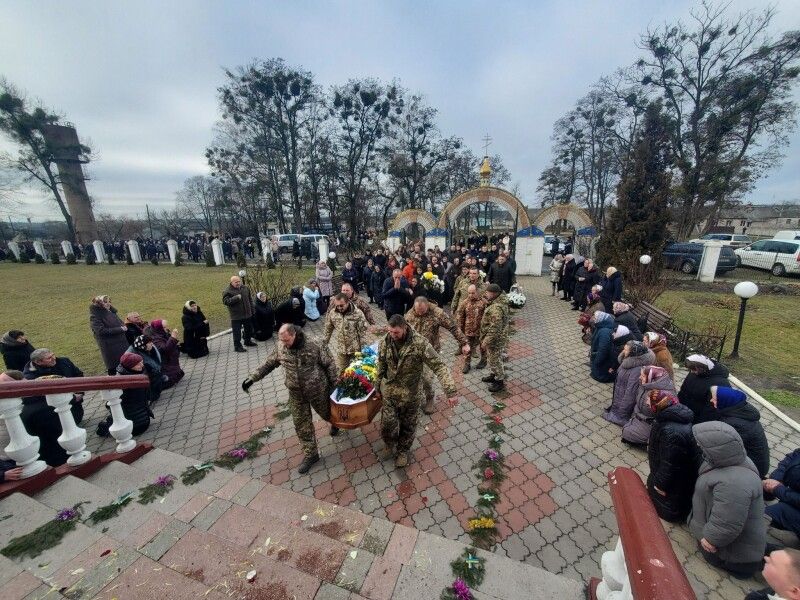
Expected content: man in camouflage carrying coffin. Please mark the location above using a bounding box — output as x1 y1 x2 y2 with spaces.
480 284 510 393
376 314 457 469
242 324 339 474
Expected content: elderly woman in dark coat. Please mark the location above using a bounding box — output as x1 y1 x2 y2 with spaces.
0 330 34 371
124 312 147 346
600 266 623 313
561 255 578 302
690 421 766 578
590 312 617 383
181 300 210 358
613 302 643 341
252 293 275 342
90 295 129 375
711 386 770 479
97 352 153 437
646 391 698 522
604 341 655 426
145 319 184 388
678 354 730 424
622 365 675 445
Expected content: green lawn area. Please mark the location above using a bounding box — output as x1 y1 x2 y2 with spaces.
656 289 800 406
0 262 314 375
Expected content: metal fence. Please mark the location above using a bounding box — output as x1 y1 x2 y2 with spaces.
666 324 728 363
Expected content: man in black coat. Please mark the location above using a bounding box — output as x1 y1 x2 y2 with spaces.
561 256 578 301
487 254 515 293
1 330 35 371
274 297 307 329
381 268 413 321
21 349 85 467
222 275 256 352
341 261 360 290
572 259 601 311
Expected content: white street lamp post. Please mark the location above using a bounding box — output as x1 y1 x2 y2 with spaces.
730 281 758 358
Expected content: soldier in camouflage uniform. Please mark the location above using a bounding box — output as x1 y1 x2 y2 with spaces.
455 284 487 374
242 324 339 474
479 284 510 393
450 267 485 355
405 296 470 414
376 314 458 468
340 282 376 325
323 292 371 372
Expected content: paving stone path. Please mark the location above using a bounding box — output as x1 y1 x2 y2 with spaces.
82 275 800 599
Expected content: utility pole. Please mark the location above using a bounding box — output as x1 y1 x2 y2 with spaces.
146 204 154 239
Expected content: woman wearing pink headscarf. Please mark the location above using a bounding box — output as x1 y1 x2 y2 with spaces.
622 365 675 445
145 319 184 388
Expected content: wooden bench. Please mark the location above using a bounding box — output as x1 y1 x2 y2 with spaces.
630 301 673 335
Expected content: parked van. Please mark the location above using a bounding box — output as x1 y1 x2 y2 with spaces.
734 239 800 276
272 233 301 254
773 230 800 241
688 233 752 248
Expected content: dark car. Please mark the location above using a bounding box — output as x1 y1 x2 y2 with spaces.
662 242 738 274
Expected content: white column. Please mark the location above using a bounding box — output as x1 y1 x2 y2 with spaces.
7 241 21 260
33 241 46 259
386 234 401 253
260 237 272 263
317 237 330 263
126 240 142 263
100 389 136 453
596 538 633 600
697 240 723 283
45 392 91 466
93 240 106 262
166 239 179 264
211 239 225 266
0 397 48 478
425 235 448 254
61 240 74 257
516 236 544 275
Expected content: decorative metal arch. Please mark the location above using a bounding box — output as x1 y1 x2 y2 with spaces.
438 186 530 229
532 204 594 231
389 209 437 233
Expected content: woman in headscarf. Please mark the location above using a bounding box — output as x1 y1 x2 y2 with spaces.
622 365 675 445
678 354 730 424
181 300 210 358
643 331 674 378
302 279 321 321
600 266 623 313
710 386 770 478
646 390 699 522
549 253 564 297
89 295 129 375
144 319 184 388
590 312 617 383
252 292 275 341
97 352 154 437
315 260 334 311
124 312 148 346
604 340 655 426
612 302 643 341
128 334 163 402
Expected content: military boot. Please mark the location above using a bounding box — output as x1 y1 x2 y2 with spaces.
297 453 320 474
475 359 487 370
481 373 496 383
423 396 436 415
395 452 408 468
380 444 395 460
488 379 505 393
462 359 471 374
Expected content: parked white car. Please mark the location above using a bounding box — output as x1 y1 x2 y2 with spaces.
271 233 301 254
734 239 800 276
774 230 800 241
689 233 753 248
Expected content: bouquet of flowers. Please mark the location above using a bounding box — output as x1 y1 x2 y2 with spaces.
420 271 445 293
333 343 378 404
506 283 526 309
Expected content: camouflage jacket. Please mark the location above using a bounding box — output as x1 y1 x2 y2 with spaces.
350 295 376 325
376 328 456 398
480 294 510 346
451 278 484 312
250 333 338 392
405 305 467 352
323 304 370 356
455 295 487 338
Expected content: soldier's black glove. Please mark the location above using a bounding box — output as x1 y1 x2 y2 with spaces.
242 377 254 393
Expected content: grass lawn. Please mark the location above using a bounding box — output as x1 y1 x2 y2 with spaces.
0 262 314 375
656 289 800 406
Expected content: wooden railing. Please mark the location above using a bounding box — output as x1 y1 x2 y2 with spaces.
0 375 152 499
589 467 696 600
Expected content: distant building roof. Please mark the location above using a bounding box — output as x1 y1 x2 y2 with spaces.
717 203 800 220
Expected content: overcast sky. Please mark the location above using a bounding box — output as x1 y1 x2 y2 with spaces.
1 0 799 222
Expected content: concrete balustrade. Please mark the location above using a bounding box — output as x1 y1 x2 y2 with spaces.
0 397 48 478
99 388 136 453
46 392 91 466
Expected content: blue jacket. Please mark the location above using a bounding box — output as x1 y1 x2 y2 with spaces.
771 449 800 509
303 287 321 320
590 320 617 382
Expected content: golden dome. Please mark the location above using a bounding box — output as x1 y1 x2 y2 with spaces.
479 156 491 186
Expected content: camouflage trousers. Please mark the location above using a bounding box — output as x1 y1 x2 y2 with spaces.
335 352 356 375
288 388 331 458
465 335 485 366
486 341 505 382
380 387 421 453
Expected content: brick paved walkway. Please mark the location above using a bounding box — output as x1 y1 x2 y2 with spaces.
84 276 800 599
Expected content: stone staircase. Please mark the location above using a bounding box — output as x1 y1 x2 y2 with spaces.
0 447 584 600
